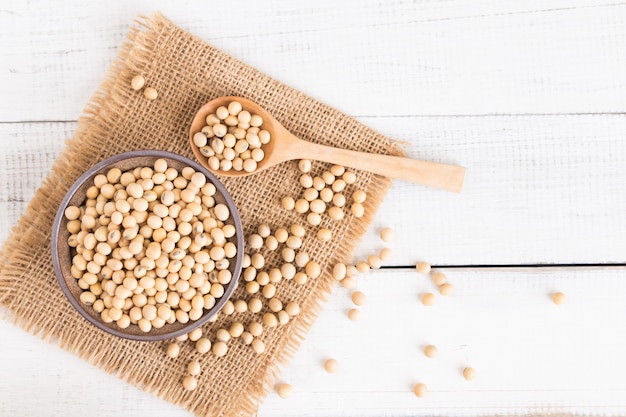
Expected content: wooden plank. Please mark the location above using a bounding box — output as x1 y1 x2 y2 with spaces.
2 1 626 122
262 267 626 416
2 267 626 416
353 114 626 265
0 122 71 244
2 115 625 265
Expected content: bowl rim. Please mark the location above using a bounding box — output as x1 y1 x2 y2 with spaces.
51 149 244 342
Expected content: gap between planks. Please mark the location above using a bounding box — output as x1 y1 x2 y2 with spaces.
382 263 626 270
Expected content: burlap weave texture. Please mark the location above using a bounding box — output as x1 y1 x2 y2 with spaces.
0 13 399 416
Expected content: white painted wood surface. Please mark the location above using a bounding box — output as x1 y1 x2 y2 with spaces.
1 1 626 416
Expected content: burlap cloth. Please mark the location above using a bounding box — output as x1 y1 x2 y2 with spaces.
0 13 401 417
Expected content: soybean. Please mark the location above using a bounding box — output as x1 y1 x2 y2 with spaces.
413 383 427 398
276 383 293 399
324 358 338 373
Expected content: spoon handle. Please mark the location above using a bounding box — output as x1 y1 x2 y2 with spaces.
292 140 466 192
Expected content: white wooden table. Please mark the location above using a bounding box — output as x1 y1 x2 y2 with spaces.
2 1 626 415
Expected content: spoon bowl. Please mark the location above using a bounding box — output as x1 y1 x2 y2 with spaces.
190 96 466 192
190 96 282 177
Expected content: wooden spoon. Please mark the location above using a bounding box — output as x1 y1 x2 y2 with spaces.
189 96 466 192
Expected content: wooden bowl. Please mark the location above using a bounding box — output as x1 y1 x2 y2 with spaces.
51 150 244 341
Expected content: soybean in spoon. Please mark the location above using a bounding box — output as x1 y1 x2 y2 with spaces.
190 96 466 192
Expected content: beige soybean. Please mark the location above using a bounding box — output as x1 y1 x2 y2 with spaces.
216 328 231 342
232 299 247 313
332 193 346 207
317 228 332 242
281 197 295 210
305 261 321 279
182 375 198 391
269 298 283 313
243 159 257 173
263 312 278 327
241 332 254 345
248 321 263 337
298 159 312 173
229 322 244 338
319 188 333 203
312 176 325 191
463 367 476 381
262 284 277 299
248 298 263 313
353 190 367 204
421 292 436 306
552 292 566 305
265 236 279 251
268 268 282 284
356 261 370 273
439 283 454 296
187 360 201 376
228 101 243 115
293 272 308 285
347 308 361 321
144 87 158 100
276 383 293 399
193 133 208 148
309 199 326 214
306 212 322 226
322 171 335 185
212 341 228 357
431 271 447 286
166 342 180 358
324 358 338 373
290 224 305 238
330 165 345 176
332 263 347 281
380 227 394 242
294 199 309 214
351 291 367 306
328 206 344 220
285 302 300 316
413 383 427 398
131 75 145 91
299 174 313 189
285 236 302 249
342 171 356 184
188 327 203 342
256 271 270 286
216 106 229 120
351 203 365 218
415 261 431 274
252 339 266 354
277 310 290 325
294 252 309 268
248 234 263 249
65 206 81 220
303 188 318 202
274 227 289 243
258 130 271 145
367 255 382 269
257 224 271 238
281 263 296 280
250 253 265 269
331 179 346 193
423 345 438 358
221 300 235 315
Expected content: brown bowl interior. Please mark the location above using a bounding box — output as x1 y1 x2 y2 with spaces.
51 150 244 341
